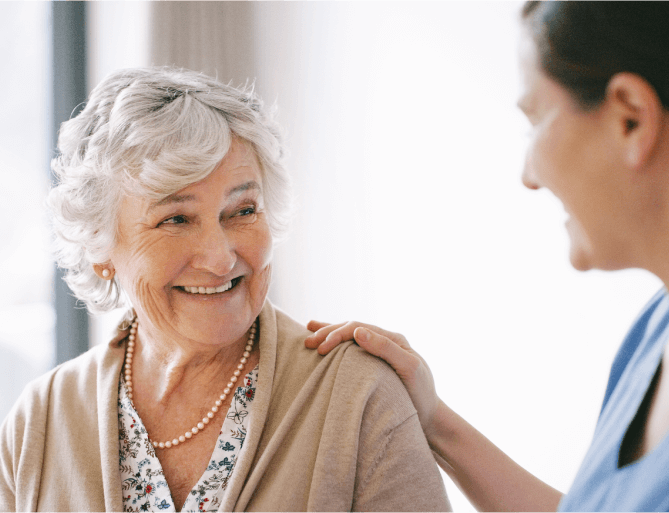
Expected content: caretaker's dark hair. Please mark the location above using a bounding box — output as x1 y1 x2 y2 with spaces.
522 1 669 110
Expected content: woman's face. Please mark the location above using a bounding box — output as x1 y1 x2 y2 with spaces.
110 139 272 349
518 32 633 272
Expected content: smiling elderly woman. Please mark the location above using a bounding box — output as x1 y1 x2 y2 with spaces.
0 68 449 512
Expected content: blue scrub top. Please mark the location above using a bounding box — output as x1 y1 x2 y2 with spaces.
559 289 669 511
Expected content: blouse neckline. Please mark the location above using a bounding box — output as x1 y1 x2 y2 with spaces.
117 365 259 512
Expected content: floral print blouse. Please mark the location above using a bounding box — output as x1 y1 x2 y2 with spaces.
118 367 259 512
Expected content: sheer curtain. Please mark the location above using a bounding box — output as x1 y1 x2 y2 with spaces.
0 3 52 422
85 4 661 510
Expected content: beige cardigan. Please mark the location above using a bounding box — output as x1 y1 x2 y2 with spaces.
0 301 450 511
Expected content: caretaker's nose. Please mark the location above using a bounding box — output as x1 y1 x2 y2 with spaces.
521 153 540 191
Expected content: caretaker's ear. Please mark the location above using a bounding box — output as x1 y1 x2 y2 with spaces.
605 72 663 170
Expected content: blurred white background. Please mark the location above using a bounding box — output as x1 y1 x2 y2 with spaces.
3 2 662 510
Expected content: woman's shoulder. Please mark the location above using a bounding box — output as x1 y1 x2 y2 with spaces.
6 341 123 428
249 304 446 512
269 304 417 425
49 340 123 391
0 341 123 512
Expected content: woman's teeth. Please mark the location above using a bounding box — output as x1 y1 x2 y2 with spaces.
182 282 233 294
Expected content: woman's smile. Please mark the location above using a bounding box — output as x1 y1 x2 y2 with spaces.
176 276 242 295
172 276 247 304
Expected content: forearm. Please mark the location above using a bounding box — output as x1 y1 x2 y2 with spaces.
427 400 562 512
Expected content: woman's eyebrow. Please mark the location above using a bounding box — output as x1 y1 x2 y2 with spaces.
148 193 197 212
227 180 261 198
147 181 261 212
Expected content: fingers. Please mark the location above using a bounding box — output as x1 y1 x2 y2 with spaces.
313 321 403 355
305 320 370 353
306 320 330 332
304 321 345 349
304 319 411 355
314 321 360 354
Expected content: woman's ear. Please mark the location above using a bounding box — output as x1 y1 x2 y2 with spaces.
605 72 663 170
93 263 115 280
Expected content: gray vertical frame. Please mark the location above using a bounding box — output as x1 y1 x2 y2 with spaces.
52 1 89 365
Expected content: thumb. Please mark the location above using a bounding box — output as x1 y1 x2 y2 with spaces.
354 327 418 379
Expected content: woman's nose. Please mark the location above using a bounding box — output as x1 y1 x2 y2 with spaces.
191 224 236 276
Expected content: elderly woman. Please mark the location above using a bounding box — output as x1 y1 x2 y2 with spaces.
307 2 669 512
0 68 449 511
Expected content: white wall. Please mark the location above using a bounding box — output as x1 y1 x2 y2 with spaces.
85 3 662 509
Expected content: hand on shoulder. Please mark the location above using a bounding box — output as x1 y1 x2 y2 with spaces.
305 320 440 434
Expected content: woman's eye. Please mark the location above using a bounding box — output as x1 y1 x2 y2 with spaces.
237 206 256 217
160 215 187 226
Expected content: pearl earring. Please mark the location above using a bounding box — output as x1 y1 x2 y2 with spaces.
102 269 110 278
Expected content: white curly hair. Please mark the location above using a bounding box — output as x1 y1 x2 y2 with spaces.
48 67 291 315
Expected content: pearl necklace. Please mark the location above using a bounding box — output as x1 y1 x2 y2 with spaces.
123 318 257 450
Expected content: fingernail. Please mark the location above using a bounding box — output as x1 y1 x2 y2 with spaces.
356 328 368 343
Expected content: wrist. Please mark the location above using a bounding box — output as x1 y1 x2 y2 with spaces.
423 398 450 444
423 397 446 445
